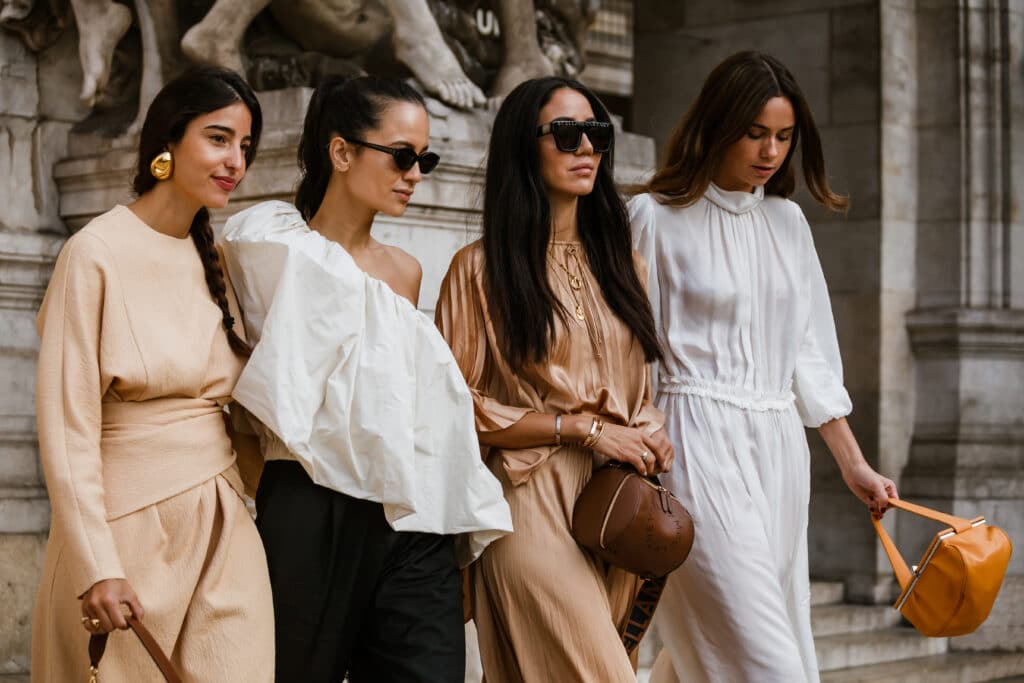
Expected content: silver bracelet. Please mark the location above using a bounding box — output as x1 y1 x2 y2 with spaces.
554 414 562 446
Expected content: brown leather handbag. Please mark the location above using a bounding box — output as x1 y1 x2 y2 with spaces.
572 462 695 653
874 498 1013 637
88 614 182 682
573 462 694 578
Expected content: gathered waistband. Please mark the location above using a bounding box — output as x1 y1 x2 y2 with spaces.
659 375 795 412
100 404 236 520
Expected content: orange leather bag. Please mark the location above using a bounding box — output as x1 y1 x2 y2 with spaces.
873 499 1012 637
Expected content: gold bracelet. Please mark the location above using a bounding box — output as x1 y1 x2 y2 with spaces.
588 420 606 448
582 418 604 449
580 417 598 447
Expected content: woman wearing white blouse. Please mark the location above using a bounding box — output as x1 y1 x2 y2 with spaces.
629 51 898 683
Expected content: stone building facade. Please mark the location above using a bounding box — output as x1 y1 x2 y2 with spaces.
1 0 1022 678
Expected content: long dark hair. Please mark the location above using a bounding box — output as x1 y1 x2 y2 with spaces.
483 77 661 371
295 75 426 221
644 51 847 212
132 65 262 357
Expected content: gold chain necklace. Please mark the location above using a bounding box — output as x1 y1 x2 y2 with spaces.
551 244 587 321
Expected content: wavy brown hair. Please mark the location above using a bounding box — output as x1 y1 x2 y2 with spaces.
643 51 847 212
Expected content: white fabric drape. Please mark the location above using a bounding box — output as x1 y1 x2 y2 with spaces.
220 201 512 566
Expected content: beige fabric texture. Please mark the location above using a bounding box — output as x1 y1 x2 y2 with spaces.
31 206 273 681
436 241 663 683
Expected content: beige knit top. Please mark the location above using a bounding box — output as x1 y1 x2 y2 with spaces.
35 205 247 597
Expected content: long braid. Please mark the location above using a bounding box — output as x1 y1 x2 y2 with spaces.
189 208 251 357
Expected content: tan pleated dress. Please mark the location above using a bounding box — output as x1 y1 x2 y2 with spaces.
31 206 273 682
436 241 664 683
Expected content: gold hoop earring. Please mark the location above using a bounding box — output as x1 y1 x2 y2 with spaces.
150 151 173 180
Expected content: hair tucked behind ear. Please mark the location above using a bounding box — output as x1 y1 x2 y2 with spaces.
295 75 425 221
132 65 262 357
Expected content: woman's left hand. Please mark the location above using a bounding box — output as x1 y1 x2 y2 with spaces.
842 462 898 519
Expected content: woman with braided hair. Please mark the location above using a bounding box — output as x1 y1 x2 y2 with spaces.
31 66 273 681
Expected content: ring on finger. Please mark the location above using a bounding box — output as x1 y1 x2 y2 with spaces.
640 450 651 463
81 616 101 630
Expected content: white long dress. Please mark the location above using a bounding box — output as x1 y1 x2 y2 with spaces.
629 184 853 683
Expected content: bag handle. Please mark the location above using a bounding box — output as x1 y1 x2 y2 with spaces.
88 614 183 683
871 499 975 590
885 498 973 532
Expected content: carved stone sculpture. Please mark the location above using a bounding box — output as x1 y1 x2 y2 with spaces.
1 0 598 135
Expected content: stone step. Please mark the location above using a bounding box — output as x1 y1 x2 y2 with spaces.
815 627 948 671
820 651 1024 683
811 580 846 606
811 603 903 637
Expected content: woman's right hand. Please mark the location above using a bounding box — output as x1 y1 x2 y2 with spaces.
81 578 144 633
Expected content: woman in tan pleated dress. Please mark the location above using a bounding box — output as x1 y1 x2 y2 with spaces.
436 77 674 682
31 67 273 681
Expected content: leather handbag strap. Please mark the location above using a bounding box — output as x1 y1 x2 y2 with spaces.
872 514 913 589
872 498 976 590
621 576 667 654
886 498 972 532
88 615 183 683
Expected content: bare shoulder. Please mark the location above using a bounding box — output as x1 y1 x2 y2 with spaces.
383 243 423 281
380 243 422 305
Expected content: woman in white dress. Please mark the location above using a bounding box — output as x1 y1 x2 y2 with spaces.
629 51 899 683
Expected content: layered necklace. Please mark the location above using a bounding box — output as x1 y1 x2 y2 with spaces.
552 244 587 322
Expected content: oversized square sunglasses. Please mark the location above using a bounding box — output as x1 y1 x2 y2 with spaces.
536 120 613 153
347 139 441 174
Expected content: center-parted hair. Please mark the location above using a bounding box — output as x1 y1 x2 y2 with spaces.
132 65 262 357
295 76 426 221
644 51 847 212
483 77 662 371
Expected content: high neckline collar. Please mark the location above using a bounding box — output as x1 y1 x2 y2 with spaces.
704 182 764 215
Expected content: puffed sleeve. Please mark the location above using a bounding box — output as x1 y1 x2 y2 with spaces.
435 245 535 433
629 250 665 436
35 233 126 597
791 210 853 428
629 193 663 398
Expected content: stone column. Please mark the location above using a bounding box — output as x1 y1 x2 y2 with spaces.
898 0 1024 651
0 23 86 674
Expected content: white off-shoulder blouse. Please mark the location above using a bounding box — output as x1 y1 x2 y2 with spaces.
220 201 512 566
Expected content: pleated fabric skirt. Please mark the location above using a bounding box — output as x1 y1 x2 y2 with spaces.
31 469 274 682
472 445 641 683
650 392 818 683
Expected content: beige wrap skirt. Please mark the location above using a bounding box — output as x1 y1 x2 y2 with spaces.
31 468 274 682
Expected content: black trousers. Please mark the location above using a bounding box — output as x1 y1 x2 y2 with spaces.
255 460 465 683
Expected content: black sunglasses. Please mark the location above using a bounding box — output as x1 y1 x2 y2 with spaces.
536 120 613 153
347 139 441 174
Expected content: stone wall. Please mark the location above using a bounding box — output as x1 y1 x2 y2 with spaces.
895 0 1024 652
0 22 86 675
